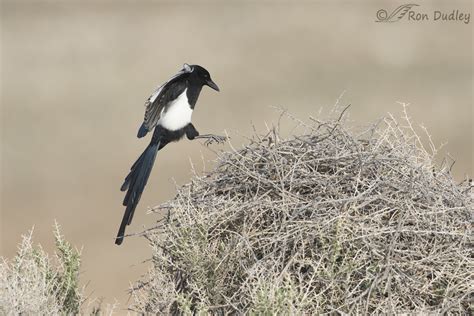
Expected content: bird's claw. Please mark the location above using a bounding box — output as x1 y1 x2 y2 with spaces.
204 135 227 146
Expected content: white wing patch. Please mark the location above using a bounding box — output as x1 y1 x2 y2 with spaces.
158 89 193 131
148 86 164 104
146 66 193 105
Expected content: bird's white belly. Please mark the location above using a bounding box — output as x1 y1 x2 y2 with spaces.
158 90 193 131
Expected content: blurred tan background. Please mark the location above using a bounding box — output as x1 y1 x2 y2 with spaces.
1 0 472 312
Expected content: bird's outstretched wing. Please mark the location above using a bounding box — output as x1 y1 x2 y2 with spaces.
138 64 193 137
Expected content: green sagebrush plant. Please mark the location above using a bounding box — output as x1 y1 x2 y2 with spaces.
0 222 83 315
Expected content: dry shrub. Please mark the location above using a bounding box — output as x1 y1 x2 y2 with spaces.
0 223 83 315
0 225 123 315
131 105 473 314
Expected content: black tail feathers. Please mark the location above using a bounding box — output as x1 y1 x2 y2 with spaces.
137 123 148 138
115 141 159 245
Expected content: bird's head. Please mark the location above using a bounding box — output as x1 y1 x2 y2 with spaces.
183 63 220 92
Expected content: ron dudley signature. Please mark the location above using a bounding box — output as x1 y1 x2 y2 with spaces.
376 4 471 24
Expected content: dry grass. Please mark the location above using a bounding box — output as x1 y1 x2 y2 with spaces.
0 223 83 315
130 105 473 314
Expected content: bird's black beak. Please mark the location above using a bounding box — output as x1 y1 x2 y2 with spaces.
206 79 220 92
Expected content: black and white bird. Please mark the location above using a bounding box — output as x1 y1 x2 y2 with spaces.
115 63 225 245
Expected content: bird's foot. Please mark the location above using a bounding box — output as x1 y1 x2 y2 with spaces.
204 135 227 146
195 134 228 146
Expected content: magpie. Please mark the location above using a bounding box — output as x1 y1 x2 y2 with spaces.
115 63 225 245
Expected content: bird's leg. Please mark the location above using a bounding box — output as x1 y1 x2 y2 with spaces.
185 123 199 140
185 123 227 145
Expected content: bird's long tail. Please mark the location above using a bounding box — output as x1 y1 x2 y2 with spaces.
115 133 162 245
